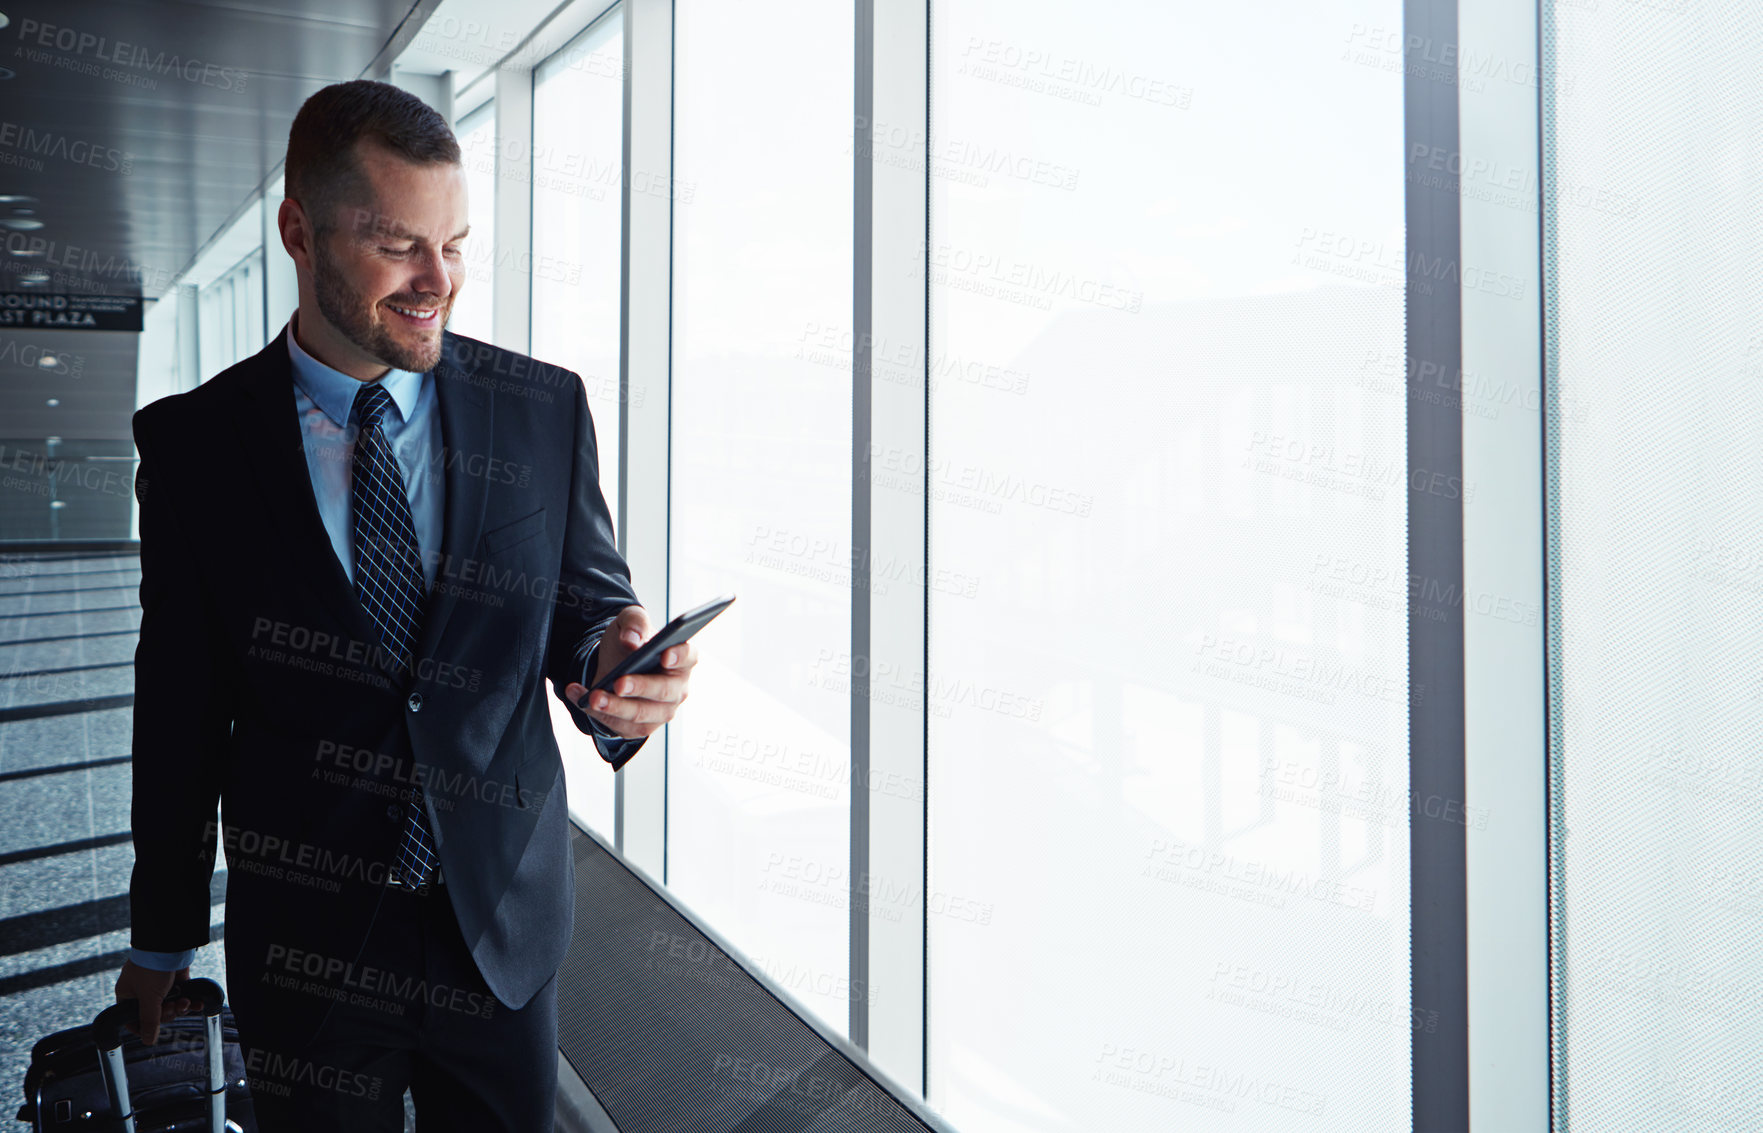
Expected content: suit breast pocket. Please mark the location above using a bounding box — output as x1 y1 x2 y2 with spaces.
482 507 547 556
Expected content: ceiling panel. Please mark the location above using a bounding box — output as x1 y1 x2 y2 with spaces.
0 0 417 300
0 0 427 539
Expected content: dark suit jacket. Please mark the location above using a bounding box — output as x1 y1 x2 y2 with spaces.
129 325 645 1051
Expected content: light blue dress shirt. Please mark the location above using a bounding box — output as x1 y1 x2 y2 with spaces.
286 316 442 592
132 319 624 973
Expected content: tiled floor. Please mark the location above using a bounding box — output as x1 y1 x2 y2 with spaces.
0 552 420 1129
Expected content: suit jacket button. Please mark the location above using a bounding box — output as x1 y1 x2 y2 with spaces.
407 691 423 712
386 804 400 820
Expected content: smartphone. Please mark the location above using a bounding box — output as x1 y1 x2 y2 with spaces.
580 594 735 693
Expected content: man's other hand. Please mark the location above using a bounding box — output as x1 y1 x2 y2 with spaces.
115 960 194 1045
563 605 696 741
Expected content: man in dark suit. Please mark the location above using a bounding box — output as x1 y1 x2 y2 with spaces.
112 80 693 1130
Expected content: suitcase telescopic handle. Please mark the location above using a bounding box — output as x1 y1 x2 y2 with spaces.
95 978 225 1049
94 978 230 1133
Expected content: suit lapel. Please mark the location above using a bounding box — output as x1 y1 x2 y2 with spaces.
414 334 492 671
238 325 492 674
239 326 383 649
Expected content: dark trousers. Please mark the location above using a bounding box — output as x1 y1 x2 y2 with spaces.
239 880 558 1132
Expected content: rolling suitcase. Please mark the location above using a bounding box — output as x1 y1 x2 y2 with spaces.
16 978 256 1132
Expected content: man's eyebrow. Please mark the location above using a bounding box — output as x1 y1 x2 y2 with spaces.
381 223 471 242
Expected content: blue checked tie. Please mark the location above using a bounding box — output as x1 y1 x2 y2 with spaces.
349 382 439 888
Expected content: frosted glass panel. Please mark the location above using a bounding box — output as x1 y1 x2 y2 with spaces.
666 0 855 1039
926 1 1411 1129
1548 5 1763 1128
533 10 625 840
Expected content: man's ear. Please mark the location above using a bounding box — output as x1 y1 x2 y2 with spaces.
278 197 317 276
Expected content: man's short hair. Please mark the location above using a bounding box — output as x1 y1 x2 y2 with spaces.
284 79 460 236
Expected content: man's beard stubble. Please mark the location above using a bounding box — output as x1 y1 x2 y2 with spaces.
311 236 449 374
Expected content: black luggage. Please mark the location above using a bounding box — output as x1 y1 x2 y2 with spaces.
16 978 256 1132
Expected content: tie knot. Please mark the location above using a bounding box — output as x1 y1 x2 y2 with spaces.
353 382 394 432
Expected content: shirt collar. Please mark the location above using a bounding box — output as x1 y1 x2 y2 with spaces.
285 313 426 430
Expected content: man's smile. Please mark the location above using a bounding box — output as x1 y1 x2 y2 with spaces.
386 302 441 325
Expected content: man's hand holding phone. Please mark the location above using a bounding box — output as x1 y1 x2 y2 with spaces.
564 605 698 740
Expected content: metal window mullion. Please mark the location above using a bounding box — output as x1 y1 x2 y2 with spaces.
851 0 876 1055
861 0 930 1094
1406 0 1469 1126
617 0 674 878
1459 0 1550 1127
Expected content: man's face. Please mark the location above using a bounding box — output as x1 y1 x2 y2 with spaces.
309 138 468 374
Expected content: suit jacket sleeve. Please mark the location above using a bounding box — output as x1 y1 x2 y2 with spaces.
129 407 232 954
544 372 648 772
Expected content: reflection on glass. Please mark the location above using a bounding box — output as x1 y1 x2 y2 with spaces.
667 0 855 1038
927 1 1410 1128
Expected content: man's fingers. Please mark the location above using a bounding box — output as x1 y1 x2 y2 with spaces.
616 605 650 649
599 671 687 704
564 682 651 735
137 996 162 1044
584 689 674 726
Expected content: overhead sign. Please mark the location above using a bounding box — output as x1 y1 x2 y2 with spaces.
0 293 143 331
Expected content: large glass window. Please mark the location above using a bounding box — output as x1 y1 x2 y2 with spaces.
197 251 263 378
666 0 856 1037
533 9 627 840
1547 6 1763 1128
448 99 497 343
925 1 1410 1128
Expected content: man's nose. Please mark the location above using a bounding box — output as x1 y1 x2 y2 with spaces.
407 246 453 300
